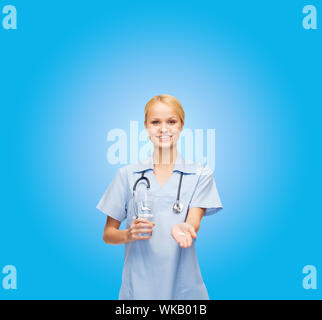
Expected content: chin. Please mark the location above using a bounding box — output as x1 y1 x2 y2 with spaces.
158 143 177 151
155 143 171 149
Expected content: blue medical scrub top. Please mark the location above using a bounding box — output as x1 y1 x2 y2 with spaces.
96 152 223 300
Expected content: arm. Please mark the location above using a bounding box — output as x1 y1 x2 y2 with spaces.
103 216 155 245
103 216 129 245
185 207 206 234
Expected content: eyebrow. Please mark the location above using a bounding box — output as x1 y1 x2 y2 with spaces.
150 117 178 120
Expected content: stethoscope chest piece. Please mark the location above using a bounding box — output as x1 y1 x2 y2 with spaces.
173 201 184 213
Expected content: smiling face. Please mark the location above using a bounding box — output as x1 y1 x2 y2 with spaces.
145 102 183 150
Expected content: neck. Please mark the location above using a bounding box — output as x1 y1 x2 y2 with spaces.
153 147 177 166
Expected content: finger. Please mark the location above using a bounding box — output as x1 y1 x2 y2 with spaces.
138 218 155 226
188 228 197 238
189 236 195 247
186 233 192 246
136 222 154 229
188 236 192 247
135 218 152 224
185 233 191 243
143 220 155 227
180 236 186 247
187 226 197 238
134 228 153 234
184 236 189 248
182 234 188 247
176 233 187 246
140 236 151 240
176 236 183 246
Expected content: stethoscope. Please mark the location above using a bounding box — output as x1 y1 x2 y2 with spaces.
132 171 184 219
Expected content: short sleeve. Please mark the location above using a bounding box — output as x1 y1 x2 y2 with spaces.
96 167 129 222
189 166 223 217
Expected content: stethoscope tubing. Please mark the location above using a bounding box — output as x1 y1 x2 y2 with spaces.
132 170 184 218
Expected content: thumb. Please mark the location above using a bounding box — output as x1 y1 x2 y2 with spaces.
187 224 197 238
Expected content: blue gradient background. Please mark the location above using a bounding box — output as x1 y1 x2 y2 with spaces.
0 0 321 299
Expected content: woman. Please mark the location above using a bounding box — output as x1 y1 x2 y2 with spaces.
96 94 223 300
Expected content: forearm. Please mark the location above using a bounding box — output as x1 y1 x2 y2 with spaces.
185 218 200 234
103 227 129 245
185 208 206 233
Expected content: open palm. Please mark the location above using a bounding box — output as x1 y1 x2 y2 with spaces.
171 222 197 248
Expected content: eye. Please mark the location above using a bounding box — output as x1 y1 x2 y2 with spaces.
168 120 177 124
151 120 160 125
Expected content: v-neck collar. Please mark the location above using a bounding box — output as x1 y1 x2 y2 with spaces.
132 151 197 174
150 170 174 189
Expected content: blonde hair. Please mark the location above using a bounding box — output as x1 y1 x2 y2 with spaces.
144 94 185 125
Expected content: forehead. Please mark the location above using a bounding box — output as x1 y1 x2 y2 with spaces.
148 102 179 119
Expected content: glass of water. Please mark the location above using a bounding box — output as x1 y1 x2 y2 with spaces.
137 199 154 237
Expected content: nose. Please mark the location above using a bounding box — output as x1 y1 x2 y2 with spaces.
160 122 169 133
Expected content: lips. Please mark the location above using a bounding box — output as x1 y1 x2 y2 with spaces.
158 135 172 141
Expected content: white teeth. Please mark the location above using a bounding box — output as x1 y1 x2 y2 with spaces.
158 135 172 140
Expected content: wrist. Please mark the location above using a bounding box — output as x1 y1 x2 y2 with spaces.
124 229 130 244
185 221 199 234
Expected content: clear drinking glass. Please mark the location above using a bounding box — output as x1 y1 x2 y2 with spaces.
137 199 154 237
